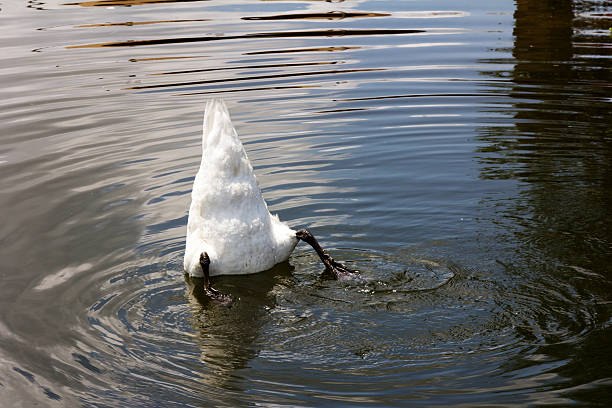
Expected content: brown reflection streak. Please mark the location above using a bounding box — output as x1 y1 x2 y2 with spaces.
64 0 206 7
246 46 360 55
260 0 346 2
129 56 204 62
242 12 390 20
125 68 384 90
337 93 494 101
150 61 339 76
315 108 368 113
180 84 320 96
67 29 425 49
76 19 209 28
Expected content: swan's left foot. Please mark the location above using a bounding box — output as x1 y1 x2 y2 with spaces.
296 229 361 281
203 284 232 306
199 252 232 306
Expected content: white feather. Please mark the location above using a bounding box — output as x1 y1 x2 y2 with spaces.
184 99 298 277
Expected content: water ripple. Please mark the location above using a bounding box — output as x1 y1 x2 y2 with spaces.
2 0 611 405
68 29 427 49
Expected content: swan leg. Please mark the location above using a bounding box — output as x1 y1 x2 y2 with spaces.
296 229 359 280
199 252 232 305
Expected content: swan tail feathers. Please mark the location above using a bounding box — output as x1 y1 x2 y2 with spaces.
203 99 238 149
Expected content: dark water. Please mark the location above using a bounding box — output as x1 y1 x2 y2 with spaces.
1 0 611 406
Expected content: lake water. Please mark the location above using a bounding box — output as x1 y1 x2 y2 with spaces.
1 0 611 406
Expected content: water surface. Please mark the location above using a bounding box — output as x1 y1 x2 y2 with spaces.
1 0 611 406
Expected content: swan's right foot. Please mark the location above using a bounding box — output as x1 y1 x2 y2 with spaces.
296 229 361 281
199 252 232 306
325 257 359 281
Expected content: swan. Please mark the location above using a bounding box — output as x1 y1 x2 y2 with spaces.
184 99 356 302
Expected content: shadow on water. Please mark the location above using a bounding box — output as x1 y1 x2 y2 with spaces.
179 246 507 405
478 0 612 403
182 264 294 399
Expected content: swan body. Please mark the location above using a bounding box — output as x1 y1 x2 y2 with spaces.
184 99 298 277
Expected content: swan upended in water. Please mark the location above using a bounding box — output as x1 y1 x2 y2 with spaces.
184 99 355 302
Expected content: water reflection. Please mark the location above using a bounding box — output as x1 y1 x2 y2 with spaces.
67 29 426 49
479 0 612 266
76 19 210 28
245 45 360 55
478 0 612 403
126 67 384 90
64 0 206 7
150 61 344 76
183 264 295 400
241 12 390 20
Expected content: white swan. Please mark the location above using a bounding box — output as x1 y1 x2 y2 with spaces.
184 99 355 302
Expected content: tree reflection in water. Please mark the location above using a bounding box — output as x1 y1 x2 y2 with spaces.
478 0 612 403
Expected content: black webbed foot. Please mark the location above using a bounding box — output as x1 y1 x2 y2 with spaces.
296 229 362 281
326 258 361 281
199 252 233 306
202 283 233 306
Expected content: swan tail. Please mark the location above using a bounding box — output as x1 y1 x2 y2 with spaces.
202 99 239 149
